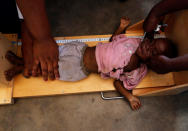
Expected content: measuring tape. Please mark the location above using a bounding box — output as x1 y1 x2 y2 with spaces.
17 34 166 45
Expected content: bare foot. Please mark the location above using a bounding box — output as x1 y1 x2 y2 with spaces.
120 17 130 29
4 66 24 81
129 95 141 110
5 51 23 65
5 51 24 81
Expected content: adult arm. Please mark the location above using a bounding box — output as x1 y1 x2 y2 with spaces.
147 55 188 74
143 0 188 32
16 0 59 81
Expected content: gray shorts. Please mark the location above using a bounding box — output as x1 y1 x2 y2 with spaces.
58 41 89 81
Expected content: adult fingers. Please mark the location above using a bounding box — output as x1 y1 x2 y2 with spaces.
47 60 55 80
23 68 32 78
40 59 48 81
53 60 60 79
23 63 33 78
32 60 39 77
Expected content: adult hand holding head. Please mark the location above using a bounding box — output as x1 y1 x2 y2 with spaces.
143 12 164 33
143 0 188 33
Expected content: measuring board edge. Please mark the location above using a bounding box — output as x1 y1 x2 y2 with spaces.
17 34 166 45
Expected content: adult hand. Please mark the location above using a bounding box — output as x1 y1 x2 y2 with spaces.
143 0 188 32
32 37 60 81
147 55 172 74
21 22 34 78
143 12 164 33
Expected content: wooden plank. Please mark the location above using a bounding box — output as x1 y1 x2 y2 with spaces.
135 84 188 96
0 84 13 105
135 71 174 89
13 74 114 98
13 70 175 97
0 33 17 105
13 30 175 98
133 87 167 96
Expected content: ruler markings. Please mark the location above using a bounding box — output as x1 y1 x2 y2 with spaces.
17 34 166 45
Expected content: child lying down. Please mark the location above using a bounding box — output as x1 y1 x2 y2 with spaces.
4 17 177 110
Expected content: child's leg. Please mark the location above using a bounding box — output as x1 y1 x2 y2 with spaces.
4 65 24 81
110 17 130 41
114 80 141 110
5 51 23 65
4 51 24 81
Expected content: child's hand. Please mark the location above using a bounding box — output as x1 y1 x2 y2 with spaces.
147 55 172 74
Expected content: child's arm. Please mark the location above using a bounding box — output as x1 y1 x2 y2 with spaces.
123 54 140 72
113 80 141 110
110 17 130 42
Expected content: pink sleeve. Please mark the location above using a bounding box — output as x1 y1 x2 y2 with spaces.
100 72 110 79
120 64 148 90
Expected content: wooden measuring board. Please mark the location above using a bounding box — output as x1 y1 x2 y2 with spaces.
13 32 175 98
0 20 176 105
13 72 174 98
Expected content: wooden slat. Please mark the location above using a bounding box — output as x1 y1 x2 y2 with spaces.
13 69 175 97
0 33 17 105
134 84 188 96
0 84 13 105
133 87 166 96
13 74 114 98
136 71 175 89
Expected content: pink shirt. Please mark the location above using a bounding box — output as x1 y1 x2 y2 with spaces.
96 34 147 90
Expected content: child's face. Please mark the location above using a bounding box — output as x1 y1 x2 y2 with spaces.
136 38 169 61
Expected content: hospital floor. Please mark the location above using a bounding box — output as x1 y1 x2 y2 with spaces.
0 0 188 131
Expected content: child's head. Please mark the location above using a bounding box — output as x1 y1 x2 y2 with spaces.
136 38 178 61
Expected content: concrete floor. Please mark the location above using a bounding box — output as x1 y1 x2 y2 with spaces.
0 0 188 130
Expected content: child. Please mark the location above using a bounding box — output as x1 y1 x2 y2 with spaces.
4 17 177 110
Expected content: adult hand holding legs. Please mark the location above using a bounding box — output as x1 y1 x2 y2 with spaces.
17 0 60 81
32 37 59 81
